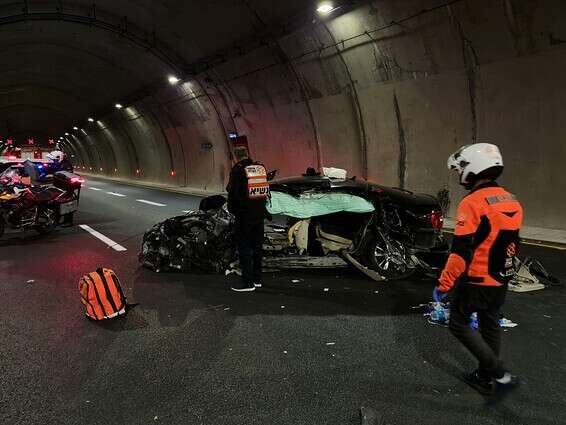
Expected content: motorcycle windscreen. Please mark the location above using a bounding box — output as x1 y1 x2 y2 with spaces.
267 191 375 219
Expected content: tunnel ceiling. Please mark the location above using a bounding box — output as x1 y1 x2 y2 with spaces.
0 0 318 144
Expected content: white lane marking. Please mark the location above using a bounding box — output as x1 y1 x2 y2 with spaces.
89 187 102 191
182 210 192 213
106 192 126 197
136 199 166 207
79 225 127 252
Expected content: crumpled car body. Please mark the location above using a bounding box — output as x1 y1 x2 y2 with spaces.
139 175 449 281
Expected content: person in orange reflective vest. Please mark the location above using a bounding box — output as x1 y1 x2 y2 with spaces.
434 143 523 397
226 146 269 292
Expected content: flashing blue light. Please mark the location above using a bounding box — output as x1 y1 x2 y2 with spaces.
228 132 239 139
37 165 43 169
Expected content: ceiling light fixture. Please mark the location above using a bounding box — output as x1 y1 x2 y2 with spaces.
73 126 79 130
317 2 334 14
115 103 123 109
65 132 70 136
168 75 180 85
88 118 94 122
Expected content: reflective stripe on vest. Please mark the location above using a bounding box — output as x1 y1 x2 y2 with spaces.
485 194 516 205
245 165 270 199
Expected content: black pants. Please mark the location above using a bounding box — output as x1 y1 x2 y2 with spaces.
235 218 264 284
449 283 508 379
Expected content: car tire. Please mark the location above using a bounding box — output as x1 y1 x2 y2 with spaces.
361 231 415 281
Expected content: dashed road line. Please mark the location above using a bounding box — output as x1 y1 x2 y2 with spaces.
136 199 167 207
106 192 126 197
79 225 127 252
89 187 102 191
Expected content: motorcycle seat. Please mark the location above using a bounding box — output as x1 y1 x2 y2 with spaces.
34 188 63 202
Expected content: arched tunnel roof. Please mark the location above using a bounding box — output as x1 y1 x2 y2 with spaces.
0 0 312 142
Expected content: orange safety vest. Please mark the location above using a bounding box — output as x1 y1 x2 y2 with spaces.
244 164 270 199
439 184 523 291
79 268 127 320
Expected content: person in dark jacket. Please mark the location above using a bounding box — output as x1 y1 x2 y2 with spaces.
48 150 74 173
226 146 269 292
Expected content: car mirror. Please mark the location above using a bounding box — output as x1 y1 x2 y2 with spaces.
267 170 278 181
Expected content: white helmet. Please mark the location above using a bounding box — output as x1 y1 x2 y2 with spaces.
47 150 66 162
447 143 504 187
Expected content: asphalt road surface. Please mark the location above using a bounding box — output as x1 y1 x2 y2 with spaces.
1 178 565 425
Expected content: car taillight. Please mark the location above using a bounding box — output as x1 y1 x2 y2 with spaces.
428 211 444 230
70 177 85 184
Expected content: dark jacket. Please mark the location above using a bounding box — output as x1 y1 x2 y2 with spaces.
59 159 74 173
226 158 267 222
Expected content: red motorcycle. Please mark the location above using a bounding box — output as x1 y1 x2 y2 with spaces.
0 170 83 238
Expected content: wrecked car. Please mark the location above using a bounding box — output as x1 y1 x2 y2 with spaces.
139 172 448 282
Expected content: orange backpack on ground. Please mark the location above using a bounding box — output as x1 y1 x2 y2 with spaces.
79 268 127 320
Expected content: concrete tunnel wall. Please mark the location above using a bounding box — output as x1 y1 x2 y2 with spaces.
70 0 566 230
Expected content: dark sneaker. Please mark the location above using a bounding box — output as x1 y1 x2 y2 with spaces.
254 282 263 288
231 281 256 292
463 371 496 396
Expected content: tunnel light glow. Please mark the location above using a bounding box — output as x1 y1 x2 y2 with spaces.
88 118 94 122
73 126 79 130
168 75 180 85
115 103 123 109
317 2 334 13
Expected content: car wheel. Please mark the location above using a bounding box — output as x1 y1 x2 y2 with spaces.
362 232 415 280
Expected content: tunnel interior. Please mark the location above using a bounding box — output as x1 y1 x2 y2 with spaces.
0 0 565 229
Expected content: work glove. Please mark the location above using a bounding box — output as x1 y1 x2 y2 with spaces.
432 287 449 303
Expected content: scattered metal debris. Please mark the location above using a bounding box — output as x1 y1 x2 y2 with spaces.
510 257 560 292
